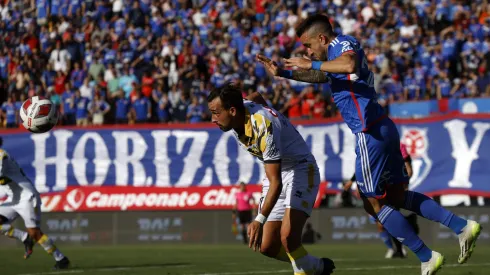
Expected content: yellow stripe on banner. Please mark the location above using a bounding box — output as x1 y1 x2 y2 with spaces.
38 234 49 245
307 164 314 193
286 245 308 261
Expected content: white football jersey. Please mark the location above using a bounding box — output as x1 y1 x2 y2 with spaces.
232 100 314 170
0 149 39 201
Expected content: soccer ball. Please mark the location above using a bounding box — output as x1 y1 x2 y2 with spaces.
20 96 58 133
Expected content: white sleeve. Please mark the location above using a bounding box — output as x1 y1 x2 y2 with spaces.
257 116 282 163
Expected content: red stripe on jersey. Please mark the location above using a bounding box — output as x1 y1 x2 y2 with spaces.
362 114 388 132
348 74 364 129
341 50 356 56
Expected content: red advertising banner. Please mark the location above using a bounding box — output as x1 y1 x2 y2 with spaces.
34 183 327 212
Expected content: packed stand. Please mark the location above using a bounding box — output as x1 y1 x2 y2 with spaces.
1 0 490 128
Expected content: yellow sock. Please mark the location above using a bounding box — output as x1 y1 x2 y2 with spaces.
275 246 291 262
37 234 65 261
0 224 28 241
286 246 320 275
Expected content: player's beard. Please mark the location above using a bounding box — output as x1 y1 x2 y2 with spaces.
218 124 232 132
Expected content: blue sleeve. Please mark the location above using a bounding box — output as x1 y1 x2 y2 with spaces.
331 36 356 60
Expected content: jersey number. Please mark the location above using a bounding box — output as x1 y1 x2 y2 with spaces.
264 106 278 117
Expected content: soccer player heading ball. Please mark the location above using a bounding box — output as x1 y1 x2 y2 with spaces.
208 84 335 274
257 13 481 275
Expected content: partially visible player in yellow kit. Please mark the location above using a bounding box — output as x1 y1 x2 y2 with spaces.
0 137 70 269
207 83 335 275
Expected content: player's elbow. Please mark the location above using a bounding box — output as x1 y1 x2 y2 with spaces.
345 60 357 74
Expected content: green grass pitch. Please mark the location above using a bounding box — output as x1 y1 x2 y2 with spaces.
0 244 488 275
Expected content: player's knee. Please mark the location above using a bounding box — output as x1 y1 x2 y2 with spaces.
27 228 43 241
362 197 380 216
386 184 406 208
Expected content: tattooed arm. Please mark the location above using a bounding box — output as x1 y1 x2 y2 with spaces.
291 70 331 83
256 54 331 83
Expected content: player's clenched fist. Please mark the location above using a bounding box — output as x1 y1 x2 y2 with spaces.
247 220 263 252
256 54 280 76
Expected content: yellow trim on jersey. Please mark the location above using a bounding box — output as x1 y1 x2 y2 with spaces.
253 114 272 153
244 109 253 138
0 149 6 159
259 133 267 153
239 109 253 146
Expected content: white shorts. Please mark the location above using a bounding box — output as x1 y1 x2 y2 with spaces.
259 162 320 222
0 196 41 228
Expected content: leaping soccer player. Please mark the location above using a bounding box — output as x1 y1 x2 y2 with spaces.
257 13 481 275
345 142 418 259
207 83 335 275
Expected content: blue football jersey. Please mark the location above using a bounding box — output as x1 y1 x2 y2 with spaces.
325 35 385 133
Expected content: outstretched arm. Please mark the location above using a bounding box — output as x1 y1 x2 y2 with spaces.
256 54 331 84
284 53 357 74
291 70 331 83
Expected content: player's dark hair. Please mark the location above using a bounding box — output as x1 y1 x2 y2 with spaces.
207 82 245 113
296 14 334 37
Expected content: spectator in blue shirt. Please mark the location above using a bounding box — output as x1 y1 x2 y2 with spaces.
1 95 18 128
61 83 76 125
115 90 131 124
0 50 9 80
131 90 151 123
15 94 25 112
403 69 422 100
75 90 90 126
70 62 86 89
172 93 190 123
157 92 171 123
186 96 205 123
89 93 111 125
436 73 452 99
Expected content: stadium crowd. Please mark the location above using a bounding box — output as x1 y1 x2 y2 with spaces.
1 0 490 127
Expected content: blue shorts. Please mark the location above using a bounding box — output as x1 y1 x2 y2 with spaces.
355 118 409 198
